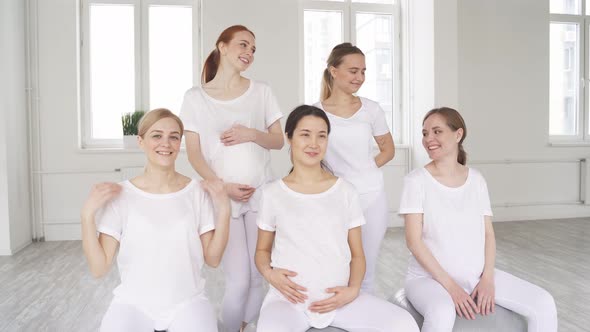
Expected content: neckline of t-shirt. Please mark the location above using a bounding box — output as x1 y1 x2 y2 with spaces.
421 167 472 191
318 97 365 120
278 177 342 198
124 179 195 198
199 79 254 105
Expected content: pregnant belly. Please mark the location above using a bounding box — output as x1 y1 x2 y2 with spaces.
211 143 267 186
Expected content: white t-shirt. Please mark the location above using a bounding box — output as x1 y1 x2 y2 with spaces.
180 80 283 217
257 178 365 328
95 180 215 325
314 97 390 194
399 168 493 291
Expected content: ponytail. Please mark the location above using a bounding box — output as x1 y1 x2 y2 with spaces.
320 68 333 101
201 49 220 84
457 144 467 165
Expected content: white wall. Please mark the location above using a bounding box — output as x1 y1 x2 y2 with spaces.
25 0 590 242
0 0 33 255
455 0 590 220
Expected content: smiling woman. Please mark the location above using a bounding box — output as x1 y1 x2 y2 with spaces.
179 25 285 331
80 108 231 331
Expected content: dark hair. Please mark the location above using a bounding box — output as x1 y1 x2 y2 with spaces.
201 25 255 84
321 42 365 101
423 107 468 165
285 105 332 174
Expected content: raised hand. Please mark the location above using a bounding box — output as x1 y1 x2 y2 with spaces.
308 286 360 313
220 124 256 146
81 183 122 219
224 182 255 202
267 268 308 304
471 275 495 316
200 179 230 213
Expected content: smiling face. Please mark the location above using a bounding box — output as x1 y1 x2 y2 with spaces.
330 53 366 94
138 117 182 168
422 113 464 162
288 115 329 169
219 30 256 72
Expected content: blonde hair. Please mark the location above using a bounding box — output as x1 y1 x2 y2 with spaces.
320 43 364 101
137 108 184 138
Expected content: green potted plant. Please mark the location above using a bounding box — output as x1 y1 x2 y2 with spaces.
121 110 145 148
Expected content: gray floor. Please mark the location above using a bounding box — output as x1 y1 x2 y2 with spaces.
0 218 588 332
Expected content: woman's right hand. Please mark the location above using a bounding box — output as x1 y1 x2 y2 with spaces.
201 179 230 213
224 182 255 202
446 281 479 320
266 268 308 304
81 183 121 220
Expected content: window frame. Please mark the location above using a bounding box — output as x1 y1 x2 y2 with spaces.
80 0 199 149
550 3 590 143
300 0 404 143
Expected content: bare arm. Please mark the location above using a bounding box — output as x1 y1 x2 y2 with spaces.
80 183 121 278
471 216 496 315
199 180 231 268
374 133 395 167
256 228 307 303
481 216 496 280
185 131 220 181
347 226 365 290
405 213 479 319
220 120 284 150
252 120 284 150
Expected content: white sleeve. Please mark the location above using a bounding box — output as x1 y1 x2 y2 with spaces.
398 175 424 215
371 102 390 136
195 186 216 235
479 176 493 217
264 85 283 128
256 188 276 232
179 89 201 133
95 198 123 242
347 187 366 229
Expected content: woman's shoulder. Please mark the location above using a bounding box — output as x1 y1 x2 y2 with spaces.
359 97 381 110
467 167 488 185
260 179 283 194
404 168 427 182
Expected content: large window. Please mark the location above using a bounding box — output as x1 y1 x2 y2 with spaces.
302 0 402 142
550 0 590 142
81 0 196 148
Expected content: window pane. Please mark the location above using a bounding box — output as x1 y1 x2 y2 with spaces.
356 13 394 131
549 22 579 136
304 10 343 104
89 4 135 139
550 0 581 14
149 5 193 114
353 0 394 4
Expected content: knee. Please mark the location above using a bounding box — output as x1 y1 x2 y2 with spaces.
532 288 557 317
388 309 420 332
422 300 456 329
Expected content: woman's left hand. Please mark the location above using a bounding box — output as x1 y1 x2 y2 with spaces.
471 275 495 315
308 286 360 313
220 124 256 146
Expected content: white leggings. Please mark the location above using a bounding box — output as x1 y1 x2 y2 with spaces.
405 269 557 332
221 211 265 331
359 190 389 293
100 296 217 332
257 291 420 332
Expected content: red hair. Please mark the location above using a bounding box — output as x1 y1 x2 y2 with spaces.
201 25 255 84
